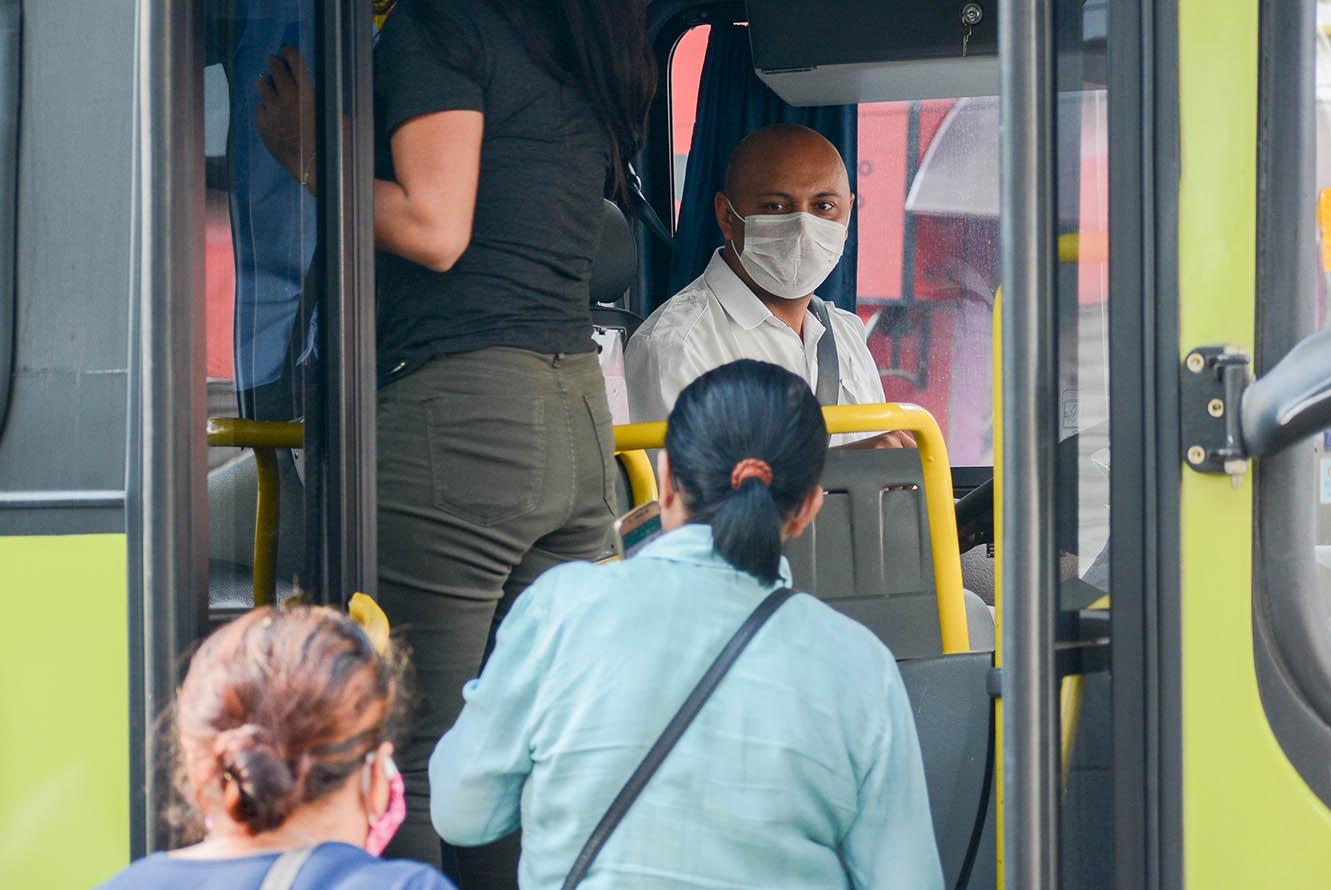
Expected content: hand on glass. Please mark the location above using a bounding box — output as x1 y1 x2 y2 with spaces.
256 45 317 192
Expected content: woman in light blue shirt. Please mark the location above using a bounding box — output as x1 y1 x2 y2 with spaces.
429 359 943 889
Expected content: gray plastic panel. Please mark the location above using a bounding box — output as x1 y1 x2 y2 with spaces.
899 652 996 890
786 447 943 658
0 0 134 530
0 1 17 439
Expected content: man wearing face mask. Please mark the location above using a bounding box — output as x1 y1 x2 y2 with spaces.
626 124 910 448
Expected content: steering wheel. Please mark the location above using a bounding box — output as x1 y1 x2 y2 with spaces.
954 475 994 552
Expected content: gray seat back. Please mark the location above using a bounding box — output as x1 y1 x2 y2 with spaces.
785 447 944 658
899 652 996 890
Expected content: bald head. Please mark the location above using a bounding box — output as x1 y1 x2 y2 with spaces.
715 125 854 281
723 124 850 200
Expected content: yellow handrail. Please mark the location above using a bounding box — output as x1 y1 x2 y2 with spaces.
206 418 305 607
614 449 659 504
613 403 970 655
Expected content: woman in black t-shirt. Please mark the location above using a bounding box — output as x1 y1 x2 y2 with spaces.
257 1 654 883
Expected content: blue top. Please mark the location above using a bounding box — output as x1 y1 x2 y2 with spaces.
430 524 944 889
225 0 318 393
95 841 452 890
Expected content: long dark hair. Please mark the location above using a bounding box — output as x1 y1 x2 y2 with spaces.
666 360 829 584
494 0 658 203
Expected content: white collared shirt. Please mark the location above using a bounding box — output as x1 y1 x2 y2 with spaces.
626 250 886 446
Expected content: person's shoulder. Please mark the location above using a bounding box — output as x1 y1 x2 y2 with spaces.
389 0 495 39
346 858 456 890
631 278 718 350
516 559 620 616
309 843 455 889
93 854 172 889
786 592 899 671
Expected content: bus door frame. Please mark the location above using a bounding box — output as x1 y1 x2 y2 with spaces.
1001 0 1183 887
126 0 378 854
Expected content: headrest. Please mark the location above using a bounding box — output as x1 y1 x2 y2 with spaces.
590 199 638 305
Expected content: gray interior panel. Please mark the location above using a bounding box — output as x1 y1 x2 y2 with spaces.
0 1 135 531
0 1 17 439
786 448 944 658
898 652 996 890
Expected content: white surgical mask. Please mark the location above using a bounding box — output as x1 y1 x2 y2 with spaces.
726 197 848 299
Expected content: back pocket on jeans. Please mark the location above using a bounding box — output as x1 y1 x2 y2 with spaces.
426 394 545 526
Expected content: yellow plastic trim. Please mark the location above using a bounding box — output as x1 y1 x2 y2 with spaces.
614 402 970 654
205 418 304 450
615 449 659 505
1179 1 1331 882
206 418 305 607
1058 596 1110 793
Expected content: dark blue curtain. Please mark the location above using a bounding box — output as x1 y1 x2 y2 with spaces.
666 24 859 312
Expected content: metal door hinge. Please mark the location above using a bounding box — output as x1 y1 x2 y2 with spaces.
1181 345 1251 481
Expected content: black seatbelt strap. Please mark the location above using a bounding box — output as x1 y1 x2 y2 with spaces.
627 163 675 250
809 297 841 407
561 586 797 890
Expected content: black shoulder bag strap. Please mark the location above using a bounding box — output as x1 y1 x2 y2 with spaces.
258 845 317 890
561 586 797 890
809 297 841 407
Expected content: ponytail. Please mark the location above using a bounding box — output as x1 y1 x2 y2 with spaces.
710 478 786 584
665 360 828 584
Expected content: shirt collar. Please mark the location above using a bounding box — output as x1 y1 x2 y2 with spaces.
637 522 795 589
701 250 826 348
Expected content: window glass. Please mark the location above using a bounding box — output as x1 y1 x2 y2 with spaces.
667 27 1002 466
1053 11 1111 888
204 2 320 611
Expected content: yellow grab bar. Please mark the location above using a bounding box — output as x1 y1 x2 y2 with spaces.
613 403 970 655
206 418 305 607
614 448 659 505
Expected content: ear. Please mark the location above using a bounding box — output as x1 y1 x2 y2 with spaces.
715 192 742 248
656 451 689 532
365 741 394 821
782 485 825 540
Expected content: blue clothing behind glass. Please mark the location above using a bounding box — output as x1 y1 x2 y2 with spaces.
227 0 318 394
430 524 944 890
95 841 453 890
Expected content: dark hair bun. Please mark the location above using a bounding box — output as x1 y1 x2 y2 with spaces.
172 606 409 839
666 360 828 584
214 723 298 833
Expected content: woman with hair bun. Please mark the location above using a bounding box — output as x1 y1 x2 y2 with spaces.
429 360 944 889
97 606 454 890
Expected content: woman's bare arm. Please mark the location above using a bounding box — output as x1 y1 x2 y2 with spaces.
256 47 483 273
374 110 484 273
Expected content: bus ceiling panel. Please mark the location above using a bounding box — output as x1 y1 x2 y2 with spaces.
0 0 17 442
748 0 999 105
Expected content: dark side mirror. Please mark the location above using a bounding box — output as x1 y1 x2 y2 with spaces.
1241 328 1331 459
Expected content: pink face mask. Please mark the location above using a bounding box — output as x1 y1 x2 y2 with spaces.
363 754 406 857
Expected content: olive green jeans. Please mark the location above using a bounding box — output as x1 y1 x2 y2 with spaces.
376 347 616 885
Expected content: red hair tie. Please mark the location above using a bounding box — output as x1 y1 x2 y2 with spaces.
730 458 774 490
